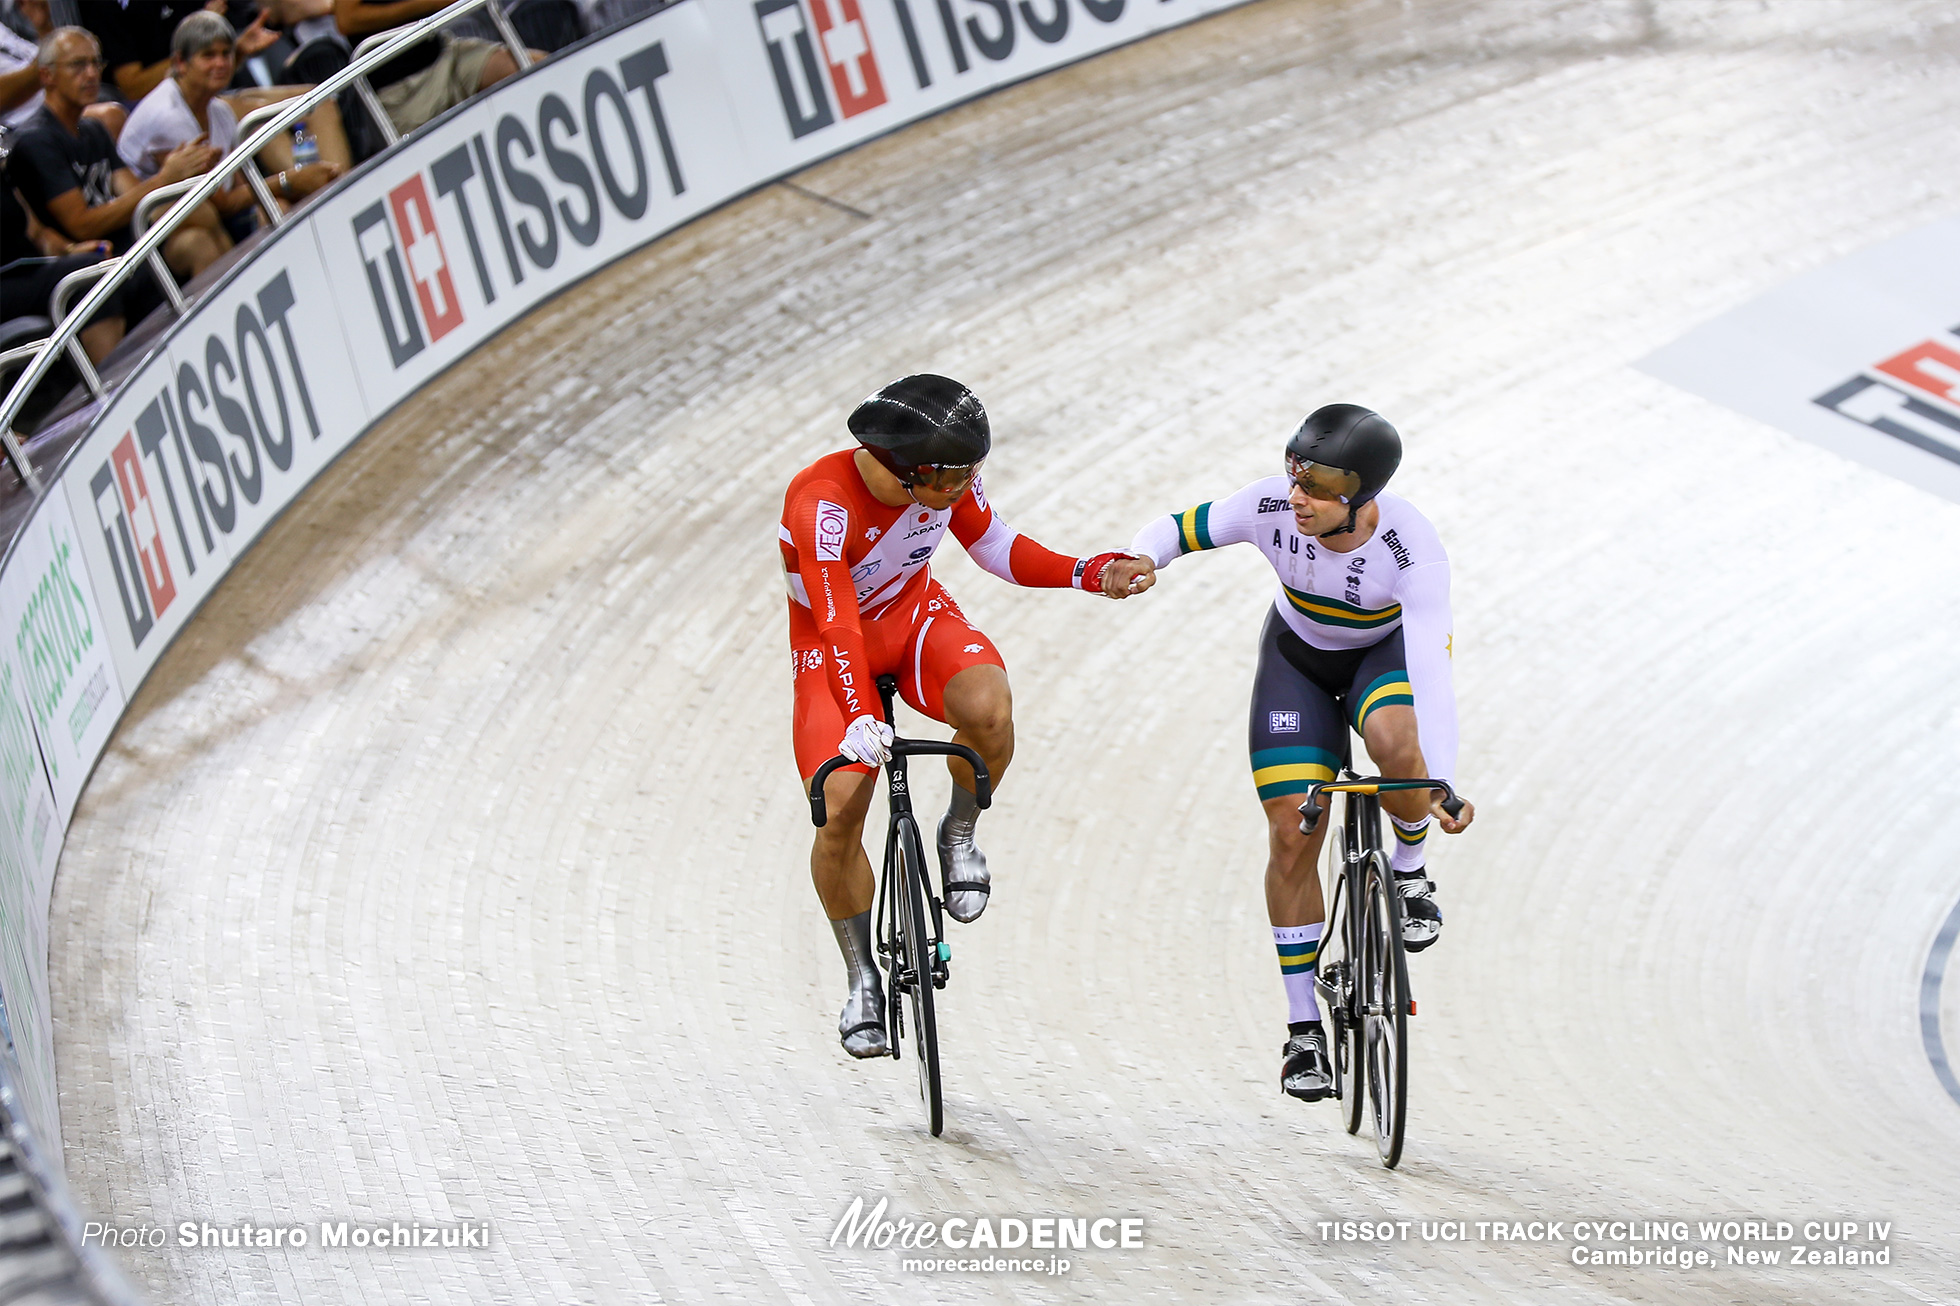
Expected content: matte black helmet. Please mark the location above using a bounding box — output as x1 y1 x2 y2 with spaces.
1284 404 1401 509
848 374 991 486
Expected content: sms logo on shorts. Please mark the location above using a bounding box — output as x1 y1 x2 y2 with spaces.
814 500 848 560
1269 711 1301 734
754 0 886 139
354 175 464 367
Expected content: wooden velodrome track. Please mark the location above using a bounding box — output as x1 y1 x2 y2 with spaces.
51 1 1960 1302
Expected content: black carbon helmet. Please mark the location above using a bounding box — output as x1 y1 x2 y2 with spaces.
848 374 991 484
1285 404 1401 508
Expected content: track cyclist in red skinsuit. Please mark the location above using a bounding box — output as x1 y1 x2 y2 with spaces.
783 375 1156 1058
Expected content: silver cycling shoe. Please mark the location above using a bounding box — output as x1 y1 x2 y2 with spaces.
839 974 888 1058
832 912 888 1057
937 811 991 924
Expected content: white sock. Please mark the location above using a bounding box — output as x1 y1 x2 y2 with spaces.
1274 924 1322 1024
1390 815 1430 873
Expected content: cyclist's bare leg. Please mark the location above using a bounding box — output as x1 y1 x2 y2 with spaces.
1360 704 1431 825
940 663 1014 791
1266 791 1334 1098
936 664 1012 922
1361 704 1472 832
810 766 886 1056
1263 794 1328 928
811 767 877 918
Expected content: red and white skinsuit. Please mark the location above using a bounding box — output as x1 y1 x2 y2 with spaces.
780 450 1105 777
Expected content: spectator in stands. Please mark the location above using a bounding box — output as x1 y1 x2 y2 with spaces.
80 1 251 104
259 0 347 82
1 177 123 363
0 0 51 130
120 10 341 224
80 0 350 174
336 0 541 139
7 27 226 284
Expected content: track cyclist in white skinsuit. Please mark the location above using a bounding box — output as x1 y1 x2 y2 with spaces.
1128 405 1474 1102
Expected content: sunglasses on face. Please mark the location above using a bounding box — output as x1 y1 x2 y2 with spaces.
1285 453 1360 504
904 462 982 492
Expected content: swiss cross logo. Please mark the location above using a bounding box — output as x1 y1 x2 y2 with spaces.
755 0 885 139
808 0 885 116
814 499 848 560
1814 329 1960 466
89 431 177 645
353 175 466 369
389 176 464 344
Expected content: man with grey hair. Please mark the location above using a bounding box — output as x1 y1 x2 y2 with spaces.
6 25 215 282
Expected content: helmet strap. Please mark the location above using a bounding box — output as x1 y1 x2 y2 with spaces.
1317 504 1359 539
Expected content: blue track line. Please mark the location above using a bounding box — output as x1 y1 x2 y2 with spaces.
1922 892 1960 1109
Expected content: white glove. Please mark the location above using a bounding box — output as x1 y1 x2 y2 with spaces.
838 714 895 766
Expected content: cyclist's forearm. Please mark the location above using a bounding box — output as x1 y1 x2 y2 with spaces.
1128 514 1183 568
963 517 1080 588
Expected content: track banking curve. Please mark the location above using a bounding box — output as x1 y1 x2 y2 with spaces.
52 2 1960 1302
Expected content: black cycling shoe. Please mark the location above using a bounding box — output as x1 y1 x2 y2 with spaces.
1395 868 1442 952
1281 1024 1333 1101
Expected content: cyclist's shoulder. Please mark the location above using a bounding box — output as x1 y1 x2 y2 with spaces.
1371 493 1447 567
784 450 871 512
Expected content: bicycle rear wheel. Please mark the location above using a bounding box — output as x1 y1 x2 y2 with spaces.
896 814 944 1136
1362 851 1409 1167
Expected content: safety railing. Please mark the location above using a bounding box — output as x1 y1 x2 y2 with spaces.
0 0 531 493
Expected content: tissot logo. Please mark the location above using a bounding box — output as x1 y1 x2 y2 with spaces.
352 42 683 369
92 433 175 644
755 0 886 138
1815 329 1960 466
354 176 465 367
86 267 320 648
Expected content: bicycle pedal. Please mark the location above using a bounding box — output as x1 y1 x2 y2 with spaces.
936 941 951 963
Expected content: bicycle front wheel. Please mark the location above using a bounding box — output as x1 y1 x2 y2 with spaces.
1317 830 1364 1135
896 814 944 1136
1362 852 1410 1168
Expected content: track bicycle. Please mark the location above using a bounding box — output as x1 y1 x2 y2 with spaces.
808 674 991 1138
1299 769 1462 1169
